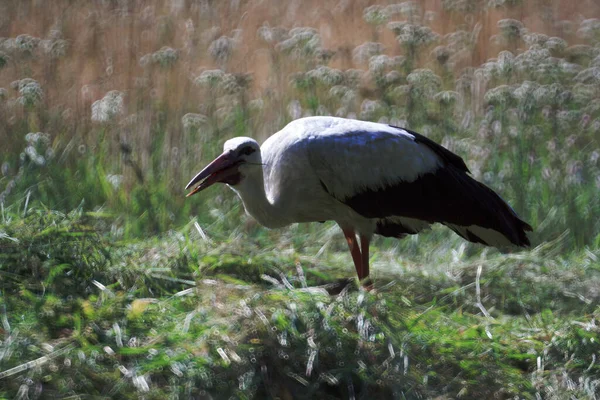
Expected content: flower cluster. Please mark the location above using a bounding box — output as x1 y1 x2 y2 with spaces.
91 91 125 122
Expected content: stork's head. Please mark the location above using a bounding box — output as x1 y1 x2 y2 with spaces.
185 137 261 197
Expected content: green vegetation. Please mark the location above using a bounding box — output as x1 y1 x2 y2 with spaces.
1 207 599 398
1 1 600 398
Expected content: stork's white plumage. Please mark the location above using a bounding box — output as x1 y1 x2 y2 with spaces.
186 116 532 286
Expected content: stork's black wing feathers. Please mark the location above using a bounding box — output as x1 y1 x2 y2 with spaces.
340 128 532 247
395 126 470 173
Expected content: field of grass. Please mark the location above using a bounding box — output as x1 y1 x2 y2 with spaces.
1 0 600 398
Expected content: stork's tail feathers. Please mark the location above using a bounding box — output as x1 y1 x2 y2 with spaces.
443 173 533 248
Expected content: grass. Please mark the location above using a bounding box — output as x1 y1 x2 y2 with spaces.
1 206 599 399
1 0 600 398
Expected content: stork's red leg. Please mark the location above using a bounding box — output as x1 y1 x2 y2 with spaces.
359 235 370 279
341 227 363 279
359 235 373 290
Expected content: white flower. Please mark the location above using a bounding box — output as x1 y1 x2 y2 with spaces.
484 85 515 106
152 46 179 68
545 37 567 53
434 90 460 106
523 32 548 48
497 19 524 40
363 5 389 26
389 22 439 47
359 99 385 119
182 113 208 131
352 42 384 64
91 91 125 122
194 69 226 87
406 69 441 93
14 34 39 54
306 66 344 87
209 36 235 65
257 24 288 44
574 67 600 84
13 78 43 107
577 18 600 40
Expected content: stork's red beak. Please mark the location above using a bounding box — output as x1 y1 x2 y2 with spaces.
185 151 241 197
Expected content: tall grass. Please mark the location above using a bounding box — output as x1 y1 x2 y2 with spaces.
1 0 600 247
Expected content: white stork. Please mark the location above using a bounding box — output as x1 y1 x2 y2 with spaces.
186 116 532 286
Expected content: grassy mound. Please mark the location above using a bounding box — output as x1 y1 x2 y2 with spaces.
1 208 599 399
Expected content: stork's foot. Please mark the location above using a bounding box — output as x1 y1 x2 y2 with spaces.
321 278 356 295
361 277 374 292
320 277 374 295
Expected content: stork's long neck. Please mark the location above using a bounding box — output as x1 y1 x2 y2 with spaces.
230 166 284 229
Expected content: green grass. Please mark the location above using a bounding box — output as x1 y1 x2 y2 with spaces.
1 206 599 398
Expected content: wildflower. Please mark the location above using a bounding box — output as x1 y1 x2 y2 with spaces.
306 66 344 87
545 37 567 53
497 19 524 41
534 84 562 107
515 45 551 73
360 99 385 120
352 42 384 65
565 45 594 62
514 81 540 113
220 73 242 94
14 34 39 55
484 85 514 107
276 27 321 59
194 69 226 88
385 70 402 85
344 69 366 88
39 31 68 59
557 110 579 130
248 98 264 112
576 18 600 40
12 78 43 107
574 67 600 84
559 60 582 76
431 45 450 65
91 90 125 122
329 85 350 99
389 22 439 47
584 99 600 115
106 174 123 189
257 24 288 44
25 132 50 145
316 105 330 116
523 33 548 48
386 2 421 18
151 46 179 68
182 113 208 131
209 36 235 65
434 90 459 106
363 5 389 26
406 69 441 89
368 55 403 75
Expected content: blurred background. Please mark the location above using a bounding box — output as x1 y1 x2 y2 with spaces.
1 1 600 398
1 0 599 246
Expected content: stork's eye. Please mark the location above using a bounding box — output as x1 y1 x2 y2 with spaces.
240 146 256 156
